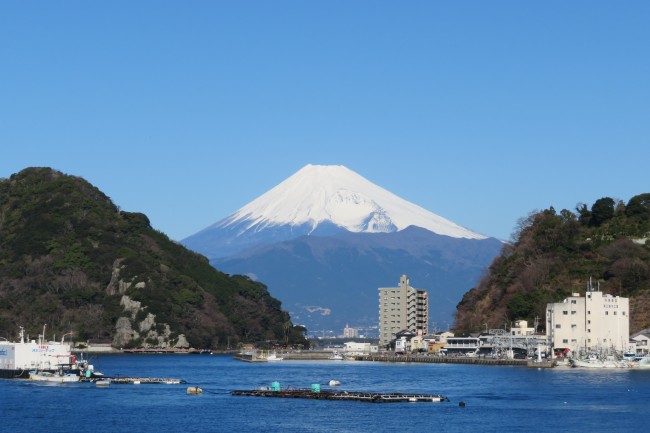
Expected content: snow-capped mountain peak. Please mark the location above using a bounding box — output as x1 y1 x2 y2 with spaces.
219 164 486 240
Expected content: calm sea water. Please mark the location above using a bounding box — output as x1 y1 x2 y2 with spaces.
1 354 649 433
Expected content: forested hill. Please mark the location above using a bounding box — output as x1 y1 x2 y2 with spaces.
455 194 650 334
0 167 307 349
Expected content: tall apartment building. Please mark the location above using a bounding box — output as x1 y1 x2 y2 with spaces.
546 284 629 353
378 275 429 347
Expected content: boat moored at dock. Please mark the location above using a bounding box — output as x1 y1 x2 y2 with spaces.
29 370 80 383
0 326 80 379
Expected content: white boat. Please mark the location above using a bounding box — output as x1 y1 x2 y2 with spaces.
329 352 344 360
263 351 283 362
29 371 80 383
1 326 77 379
570 354 630 369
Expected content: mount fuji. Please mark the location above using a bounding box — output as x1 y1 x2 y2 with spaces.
182 164 503 333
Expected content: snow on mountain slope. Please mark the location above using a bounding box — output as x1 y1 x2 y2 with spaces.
216 164 487 240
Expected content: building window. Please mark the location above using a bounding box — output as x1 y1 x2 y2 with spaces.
571 339 577 343
587 329 591 333
571 324 577 329
571 311 576 315
563 311 568 315
614 311 617 315
605 311 608 315
555 324 561 329
571 300 576 304
562 339 568 344
587 311 591 315
587 320 591 324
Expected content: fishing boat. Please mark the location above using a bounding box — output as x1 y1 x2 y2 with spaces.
29 370 80 383
329 352 344 360
570 354 631 369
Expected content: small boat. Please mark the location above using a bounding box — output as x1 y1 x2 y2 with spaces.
187 386 203 394
95 380 111 387
264 351 284 362
29 371 80 383
329 352 344 361
328 380 341 386
570 354 630 369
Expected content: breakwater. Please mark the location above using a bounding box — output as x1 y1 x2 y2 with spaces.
356 354 529 366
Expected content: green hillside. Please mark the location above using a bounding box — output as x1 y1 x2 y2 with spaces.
0 167 307 349
455 194 650 334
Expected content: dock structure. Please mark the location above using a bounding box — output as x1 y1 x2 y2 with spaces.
232 389 449 403
80 377 185 385
356 354 530 366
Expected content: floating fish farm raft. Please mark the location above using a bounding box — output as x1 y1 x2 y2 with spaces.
79 377 185 385
231 388 449 403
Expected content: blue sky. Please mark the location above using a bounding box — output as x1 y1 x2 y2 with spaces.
2 1 648 241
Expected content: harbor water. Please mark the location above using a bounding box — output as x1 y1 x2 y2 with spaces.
1 354 649 432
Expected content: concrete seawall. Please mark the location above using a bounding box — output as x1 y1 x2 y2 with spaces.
356 355 530 366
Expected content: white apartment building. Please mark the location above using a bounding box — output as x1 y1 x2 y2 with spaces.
378 275 429 347
546 286 629 354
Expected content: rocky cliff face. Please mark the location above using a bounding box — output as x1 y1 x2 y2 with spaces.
0 167 307 349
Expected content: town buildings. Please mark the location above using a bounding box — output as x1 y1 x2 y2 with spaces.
546 283 629 354
343 323 358 338
378 275 429 347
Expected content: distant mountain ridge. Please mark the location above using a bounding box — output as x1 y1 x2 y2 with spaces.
183 165 487 259
213 227 502 329
183 165 502 331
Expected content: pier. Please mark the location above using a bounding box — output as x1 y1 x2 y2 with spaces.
355 354 530 366
232 389 448 403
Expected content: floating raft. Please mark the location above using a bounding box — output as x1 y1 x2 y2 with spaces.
80 377 185 385
231 389 449 403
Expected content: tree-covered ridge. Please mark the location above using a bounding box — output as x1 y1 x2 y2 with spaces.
0 167 307 348
455 194 650 334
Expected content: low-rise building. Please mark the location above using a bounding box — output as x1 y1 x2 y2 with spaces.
343 341 378 355
631 330 650 355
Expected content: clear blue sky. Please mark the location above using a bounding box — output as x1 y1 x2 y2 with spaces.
2 1 648 241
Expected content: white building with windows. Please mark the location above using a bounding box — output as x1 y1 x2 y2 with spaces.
546 285 629 354
378 275 429 347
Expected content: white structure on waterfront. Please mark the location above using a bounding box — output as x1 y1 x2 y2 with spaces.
378 275 429 347
343 341 378 355
546 282 629 354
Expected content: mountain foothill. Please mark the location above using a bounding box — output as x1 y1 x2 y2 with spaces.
455 195 650 334
0 167 307 349
2 165 648 345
